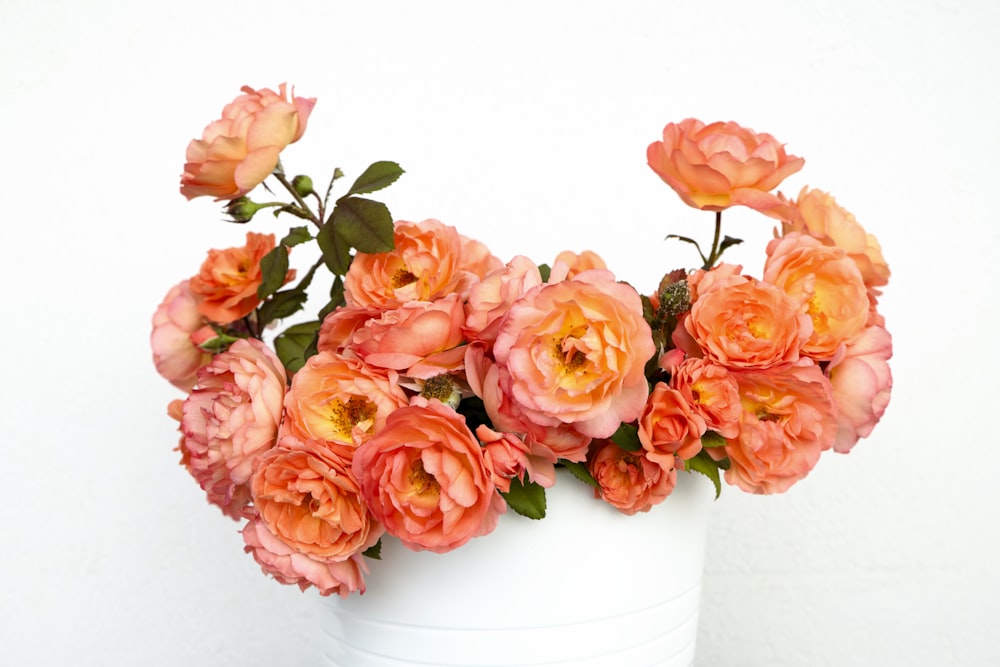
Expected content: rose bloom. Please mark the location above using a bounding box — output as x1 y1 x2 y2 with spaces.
463 255 543 346
764 232 869 361
638 383 706 464
181 338 287 518
725 362 838 494
492 269 655 439
347 294 467 378
669 358 742 439
251 436 383 563
345 219 492 309
316 305 381 354
647 118 804 212
476 424 557 492
151 279 213 390
682 266 812 370
283 350 409 447
588 440 678 515
180 83 316 200
548 250 608 282
827 325 893 453
242 517 368 598
353 401 506 553
190 231 293 324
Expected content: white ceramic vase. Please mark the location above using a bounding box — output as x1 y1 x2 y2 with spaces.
318 470 714 666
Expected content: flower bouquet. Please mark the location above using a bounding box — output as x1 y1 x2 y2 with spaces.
153 84 892 600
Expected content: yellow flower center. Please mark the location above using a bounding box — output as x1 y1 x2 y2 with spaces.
392 268 418 288
327 396 377 441
408 459 440 497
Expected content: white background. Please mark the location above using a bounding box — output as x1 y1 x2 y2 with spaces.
2 0 998 665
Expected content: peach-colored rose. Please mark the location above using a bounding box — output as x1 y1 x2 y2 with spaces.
827 325 893 453
457 233 504 280
764 232 869 361
181 338 287 518
242 517 368 597
345 219 481 309
492 269 655 439
638 383 706 464
190 232 294 324
588 440 678 515
353 401 506 553
251 437 383 562
151 279 213 390
283 350 409 447
317 305 381 354
669 358 742 439
647 118 804 212
548 250 608 282
463 255 544 346
683 268 812 369
180 83 316 200
724 362 837 494
776 187 890 291
347 294 467 378
475 424 557 492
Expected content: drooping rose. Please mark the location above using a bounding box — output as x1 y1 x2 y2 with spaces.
669 358 742 439
638 383 706 464
353 401 506 553
764 232 869 361
827 325 893 453
282 350 409 448
492 269 655 439
151 279 213 390
251 437 383 563
181 338 287 518
724 362 838 494
647 118 804 212
463 255 543 346
682 267 812 370
242 517 368 598
180 83 316 200
588 440 678 515
189 232 293 324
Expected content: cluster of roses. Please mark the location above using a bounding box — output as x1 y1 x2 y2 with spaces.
153 85 892 598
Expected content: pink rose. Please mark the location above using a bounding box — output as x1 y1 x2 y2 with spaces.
827 325 893 453
669 358 742 439
492 270 655 439
724 362 838 494
353 401 506 553
638 383 706 464
151 279 212 391
647 118 804 213
588 440 678 515
180 83 316 200
242 517 368 598
180 338 287 518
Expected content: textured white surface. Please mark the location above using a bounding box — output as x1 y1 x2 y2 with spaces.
2 1 998 666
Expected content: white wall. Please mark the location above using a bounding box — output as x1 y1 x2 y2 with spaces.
2 1 998 665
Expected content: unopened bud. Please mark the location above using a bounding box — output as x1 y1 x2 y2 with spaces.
292 175 314 198
225 197 263 223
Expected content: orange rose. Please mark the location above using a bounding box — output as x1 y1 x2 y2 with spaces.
647 118 804 212
180 83 315 200
588 440 678 515
189 231 293 324
638 383 706 464
463 255 543 346
669 358 741 439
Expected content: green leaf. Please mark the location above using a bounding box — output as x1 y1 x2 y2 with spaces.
684 451 723 499
257 288 308 325
561 460 599 488
271 204 314 221
718 235 744 253
501 477 546 519
280 226 313 247
701 430 728 448
344 161 405 197
610 422 642 452
331 197 395 254
257 246 290 299
362 539 382 560
316 219 353 275
537 263 552 282
317 276 346 321
274 320 322 374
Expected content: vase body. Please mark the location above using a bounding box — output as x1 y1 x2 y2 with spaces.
317 471 714 666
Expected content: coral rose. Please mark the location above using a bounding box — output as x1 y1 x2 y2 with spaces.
548 250 608 282
463 255 543 346
682 266 812 370
283 350 409 447
475 424 557 492
181 338 287 518
669 358 742 439
492 269 655 439
190 231 293 324
353 401 506 553
151 279 212 390
764 232 869 361
588 440 678 515
242 517 368 597
180 83 316 200
638 383 706 464
251 437 383 563
724 362 838 494
647 118 804 212
827 325 893 453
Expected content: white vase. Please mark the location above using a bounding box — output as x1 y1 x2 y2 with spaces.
317 470 714 666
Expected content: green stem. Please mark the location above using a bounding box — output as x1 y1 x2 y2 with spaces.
272 167 321 228
702 211 723 270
